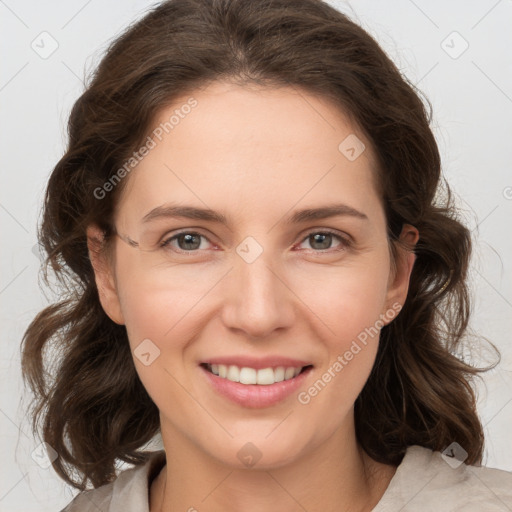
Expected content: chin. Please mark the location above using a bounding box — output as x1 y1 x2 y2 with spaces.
204 431 309 471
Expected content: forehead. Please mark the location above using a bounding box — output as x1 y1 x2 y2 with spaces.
151 80 374 157
114 81 383 228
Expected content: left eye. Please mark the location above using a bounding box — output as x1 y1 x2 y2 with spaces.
161 230 349 253
296 231 348 251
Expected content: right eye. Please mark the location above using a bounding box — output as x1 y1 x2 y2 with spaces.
160 231 216 253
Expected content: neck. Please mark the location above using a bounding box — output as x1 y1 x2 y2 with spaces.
150 416 396 512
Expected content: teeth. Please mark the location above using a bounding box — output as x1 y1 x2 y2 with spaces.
256 368 274 385
227 365 240 382
207 364 305 385
274 366 285 382
285 367 295 380
240 367 257 384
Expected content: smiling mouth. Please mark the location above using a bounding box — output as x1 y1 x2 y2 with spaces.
200 363 313 385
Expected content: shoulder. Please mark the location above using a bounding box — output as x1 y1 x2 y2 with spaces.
60 451 166 512
373 445 512 511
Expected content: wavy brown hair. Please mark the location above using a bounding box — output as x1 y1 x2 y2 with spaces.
21 0 499 491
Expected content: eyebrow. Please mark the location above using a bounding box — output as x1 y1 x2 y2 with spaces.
141 203 368 225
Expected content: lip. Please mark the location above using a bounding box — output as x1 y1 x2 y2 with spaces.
200 356 312 370
200 364 314 408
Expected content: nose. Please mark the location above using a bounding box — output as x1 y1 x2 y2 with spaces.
220 247 296 339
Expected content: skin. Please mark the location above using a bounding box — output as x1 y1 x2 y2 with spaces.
87 80 419 512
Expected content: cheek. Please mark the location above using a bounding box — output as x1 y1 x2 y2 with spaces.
115 270 207 408
296 256 391 339
114 250 223 349
294 256 390 389
294 267 390 426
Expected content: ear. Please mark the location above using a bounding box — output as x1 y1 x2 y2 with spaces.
382 224 419 322
86 223 125 325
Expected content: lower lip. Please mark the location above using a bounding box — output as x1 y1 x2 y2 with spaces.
200 365 313 408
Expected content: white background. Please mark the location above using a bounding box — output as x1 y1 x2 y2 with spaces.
1 0 511 510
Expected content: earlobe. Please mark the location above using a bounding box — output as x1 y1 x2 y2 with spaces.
86 223 125 325
383 224 419 322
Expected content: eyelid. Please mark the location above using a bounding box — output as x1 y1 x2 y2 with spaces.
297 227 352 243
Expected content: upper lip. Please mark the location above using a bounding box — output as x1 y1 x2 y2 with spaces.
201 356 313 370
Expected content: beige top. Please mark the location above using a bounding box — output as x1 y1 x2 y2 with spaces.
61 445 512 511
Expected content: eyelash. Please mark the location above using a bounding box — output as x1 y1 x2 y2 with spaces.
159 229 352 255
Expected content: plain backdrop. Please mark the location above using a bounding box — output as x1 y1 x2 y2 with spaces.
1 0 511 510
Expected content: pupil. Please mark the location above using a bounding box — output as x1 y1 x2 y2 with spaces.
311 233 331 250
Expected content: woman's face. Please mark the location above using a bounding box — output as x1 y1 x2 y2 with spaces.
88 81 416 469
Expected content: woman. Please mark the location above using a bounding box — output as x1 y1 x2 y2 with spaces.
21 0 512 510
